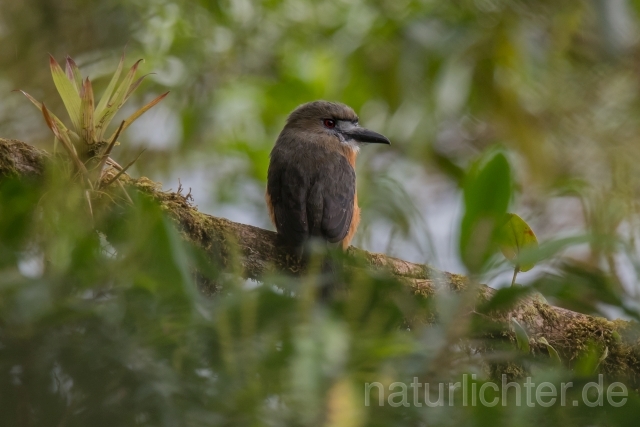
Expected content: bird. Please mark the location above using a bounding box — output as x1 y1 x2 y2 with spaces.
266 100 390 272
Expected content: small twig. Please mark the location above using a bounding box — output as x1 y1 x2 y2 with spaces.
106 157 123 171
101 149 146 188
117 179 134 205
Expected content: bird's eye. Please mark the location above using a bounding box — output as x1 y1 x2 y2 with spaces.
323 119 336 129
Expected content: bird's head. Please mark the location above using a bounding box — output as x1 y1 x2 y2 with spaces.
283 101 390 149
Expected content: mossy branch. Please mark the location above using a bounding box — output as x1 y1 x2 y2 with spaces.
1 137 640 384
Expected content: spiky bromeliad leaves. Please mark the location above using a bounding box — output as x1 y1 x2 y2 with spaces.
17 53 169 194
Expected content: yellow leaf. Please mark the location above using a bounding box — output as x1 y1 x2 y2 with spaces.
65 56 83 93
95 51 125 120
497 213 538 272
50 54 82 131
42 103 89 182
325 379 364 427
95 59 143 140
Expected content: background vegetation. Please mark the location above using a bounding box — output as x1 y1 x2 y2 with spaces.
1 0 640 425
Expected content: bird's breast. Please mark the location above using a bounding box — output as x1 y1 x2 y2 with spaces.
337 144 358 168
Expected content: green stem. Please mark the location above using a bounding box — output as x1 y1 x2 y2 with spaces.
511 266 520 287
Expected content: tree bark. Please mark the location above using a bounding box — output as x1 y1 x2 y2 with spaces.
1 137 639 384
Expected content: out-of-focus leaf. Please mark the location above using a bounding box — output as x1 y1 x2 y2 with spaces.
517 234 594 269
430 146 465 185
574 343 603 376
459 150 512 273
478 285 532 314
325 379 364 427
0 178 40 254
497 213 539 272
511 318 530 353
538 337 561 364
595 346 609 372
532 261 631 318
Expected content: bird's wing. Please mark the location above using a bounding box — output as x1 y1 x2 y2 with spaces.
317 154 355 243
267 155 309 247
267 145 355 246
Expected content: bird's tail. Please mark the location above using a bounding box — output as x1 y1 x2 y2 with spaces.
302 240 346 300
319 252 345 299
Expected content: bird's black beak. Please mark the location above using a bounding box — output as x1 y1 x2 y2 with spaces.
343 127 391 145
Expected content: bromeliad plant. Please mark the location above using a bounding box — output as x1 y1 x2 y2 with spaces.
17 53 168 192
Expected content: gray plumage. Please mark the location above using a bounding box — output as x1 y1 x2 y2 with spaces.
266 100 389 251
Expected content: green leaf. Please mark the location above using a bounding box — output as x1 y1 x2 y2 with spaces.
574 343 603 376
95 51 125 122
595 346 609 372
65 56 83 93
517 234 592 270
95 59 143 140
497 213 539 272
80 78 95 144
538 337 561 364
511 318 530 353
459 150 512 273
42 103 89 181
50 54 82 131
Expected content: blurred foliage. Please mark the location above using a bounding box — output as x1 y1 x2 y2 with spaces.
459 149 511 273
496 213 539 276
0 159 638 426
3 0 640 425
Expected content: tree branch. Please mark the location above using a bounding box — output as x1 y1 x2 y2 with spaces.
1 137 639 383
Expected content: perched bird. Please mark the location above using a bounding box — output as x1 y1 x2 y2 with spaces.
266 101 390 261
